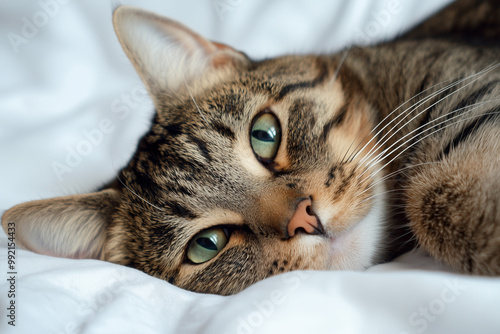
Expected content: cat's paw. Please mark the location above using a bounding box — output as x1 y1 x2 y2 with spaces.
406 157 500 275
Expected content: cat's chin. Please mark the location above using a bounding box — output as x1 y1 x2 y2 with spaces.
324 191 387 271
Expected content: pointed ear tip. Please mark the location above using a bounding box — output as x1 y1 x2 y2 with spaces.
1 212 8 232
113 6 187 33
113 5 150 28
1 202 34 236
112 5 133 26
1 206 29 250
113 5 135 16
1 206 17 231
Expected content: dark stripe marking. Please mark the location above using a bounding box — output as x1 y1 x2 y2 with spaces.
450 80 500 113
320 103 348 143
418 73 432 95
416 85 458 131
162 180 195 197
403 84 459 162
440 107 500 158
164 123 183 137
166 201 197 219
332 171 355 200
211 121 236 140
188 134 212 162
276 59 329 101
135 171 158 198
325 166 338 187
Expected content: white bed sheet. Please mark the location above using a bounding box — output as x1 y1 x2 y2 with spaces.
2 0 500 333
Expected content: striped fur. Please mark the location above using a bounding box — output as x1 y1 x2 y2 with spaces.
2 0 500 294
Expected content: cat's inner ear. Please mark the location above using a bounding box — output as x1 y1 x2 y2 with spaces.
112 6 249 96
1 189 119 260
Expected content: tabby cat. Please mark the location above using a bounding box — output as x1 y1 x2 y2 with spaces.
3 0 500 295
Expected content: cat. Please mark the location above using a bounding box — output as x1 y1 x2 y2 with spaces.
2 0 500 295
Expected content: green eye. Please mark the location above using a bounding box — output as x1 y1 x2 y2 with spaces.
187 228 228 264
250 112 281 160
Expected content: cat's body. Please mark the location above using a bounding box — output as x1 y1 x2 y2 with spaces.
348 37 500 273
3 0 500 295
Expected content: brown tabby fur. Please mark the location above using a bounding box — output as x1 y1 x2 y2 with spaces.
2 0 500 295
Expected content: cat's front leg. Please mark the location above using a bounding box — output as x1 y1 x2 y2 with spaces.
404 121 500 275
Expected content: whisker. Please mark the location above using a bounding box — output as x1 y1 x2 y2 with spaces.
345 78 459 166
357 63 500 167
331 47 351 85
108 155 165 212
353 63 500 167
349 75 460 164
357 161 442 198
182 75 210 125
361 98 500 177
115 175 165 211
330 48 353 166
360 70 500 170
359 188 406 205
331 47 363 166
340 139 355 165
365 109 500 182
390 228 417 245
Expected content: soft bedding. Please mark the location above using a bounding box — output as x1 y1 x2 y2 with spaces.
1 0 500 333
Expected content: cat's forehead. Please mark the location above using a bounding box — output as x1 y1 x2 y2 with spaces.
180 55 328 93
121 55 344 212
153 55 340 128
140 55 345 169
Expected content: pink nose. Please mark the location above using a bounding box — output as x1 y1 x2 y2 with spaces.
287 198 323 238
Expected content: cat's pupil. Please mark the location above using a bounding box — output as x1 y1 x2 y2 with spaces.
196 237 218 250
187 228 228 264
250 112 281 160
251 129 275 142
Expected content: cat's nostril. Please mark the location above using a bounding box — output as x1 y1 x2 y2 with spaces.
287 198 324 238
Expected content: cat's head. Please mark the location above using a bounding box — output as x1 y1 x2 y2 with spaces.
2 7 388 295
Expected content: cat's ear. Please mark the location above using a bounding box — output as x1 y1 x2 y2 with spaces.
1 189 119 260
113 6 249 96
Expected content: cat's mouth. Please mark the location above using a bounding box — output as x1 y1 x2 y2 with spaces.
321 193 386 270
323 222 372 270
